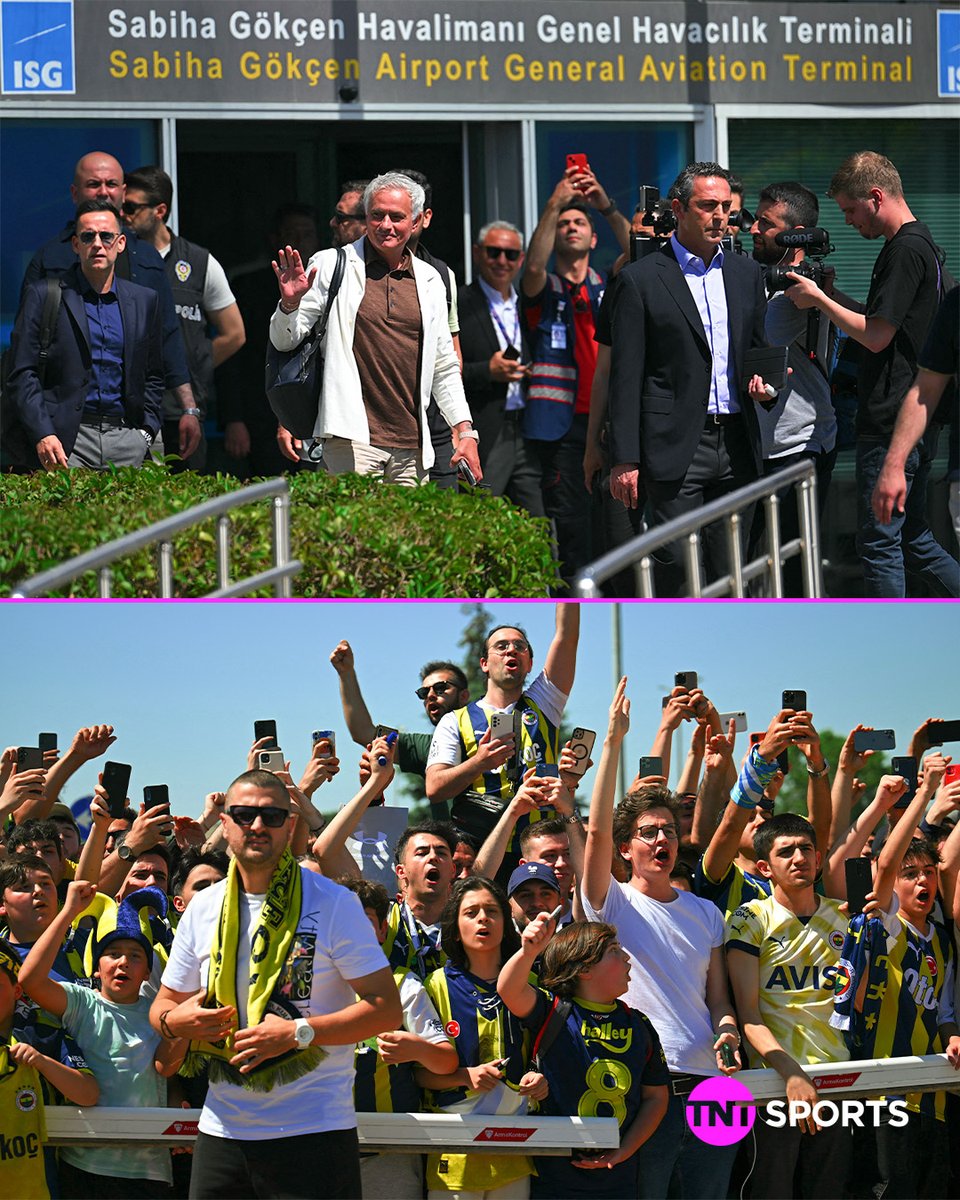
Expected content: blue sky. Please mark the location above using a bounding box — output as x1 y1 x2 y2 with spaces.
1 600 956 819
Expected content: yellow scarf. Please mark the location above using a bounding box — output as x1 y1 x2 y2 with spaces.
182 849 325 1092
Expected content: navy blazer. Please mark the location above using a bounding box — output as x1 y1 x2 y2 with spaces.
4 266 164 469
458 279 533 459
608 240 768 484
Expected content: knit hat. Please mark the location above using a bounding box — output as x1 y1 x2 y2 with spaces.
93 886 167 969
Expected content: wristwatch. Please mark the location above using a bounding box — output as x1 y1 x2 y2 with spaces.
564 812 583 826
181 407 202 419
598 199 618 217
117 839 136 862
806 760 830 778
293 1018 316 1050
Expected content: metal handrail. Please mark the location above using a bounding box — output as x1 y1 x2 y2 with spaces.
574 460 822 598
11 477 301 599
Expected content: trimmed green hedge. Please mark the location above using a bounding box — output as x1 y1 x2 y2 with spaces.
0 466 559 598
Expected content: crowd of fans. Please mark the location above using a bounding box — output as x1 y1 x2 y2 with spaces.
1 606 959 1199
3 148 956 595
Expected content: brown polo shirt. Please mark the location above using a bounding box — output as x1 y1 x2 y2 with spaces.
352 239 423 449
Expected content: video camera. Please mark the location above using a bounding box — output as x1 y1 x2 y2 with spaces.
629 185 677 262
764 227 835 292
721 205 755 256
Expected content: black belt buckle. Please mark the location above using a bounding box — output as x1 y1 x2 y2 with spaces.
671 1072 707 1097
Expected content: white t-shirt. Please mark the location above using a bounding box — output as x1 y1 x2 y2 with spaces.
427 669 567 767
582 879 725 1075
162 868 388 1139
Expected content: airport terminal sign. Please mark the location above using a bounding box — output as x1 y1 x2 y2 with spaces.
1 0 955 105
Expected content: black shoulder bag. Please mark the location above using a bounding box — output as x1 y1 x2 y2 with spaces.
265 248 346 439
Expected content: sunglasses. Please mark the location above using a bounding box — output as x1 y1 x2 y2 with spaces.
77 230 119 246
122 200 153 216
416 680 454 700
483 245 521 262
332 210 363 224
226 806 289 828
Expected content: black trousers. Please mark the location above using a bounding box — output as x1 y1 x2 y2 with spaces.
189 1129 361 1200
748 1112 851 1200
645 414 757 597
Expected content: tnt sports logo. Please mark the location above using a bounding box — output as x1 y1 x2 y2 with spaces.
685 1076 909 1145
939 9 960 96
1 0 75 93
685 1077 756 1146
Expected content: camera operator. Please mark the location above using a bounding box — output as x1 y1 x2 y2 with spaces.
784 151 958 598
749 182 839 596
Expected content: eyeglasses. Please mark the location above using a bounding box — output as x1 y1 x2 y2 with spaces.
483 245 521 262
633 824 680 843
416 681 454 700
121 200 153 216
489 639 529 653
77 230 119 246
226 806 290 828
331 210 363 224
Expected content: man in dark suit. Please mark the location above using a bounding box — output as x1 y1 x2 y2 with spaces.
5 200 163 471
608 162 772 595
458 221 543 515
21 149 200 462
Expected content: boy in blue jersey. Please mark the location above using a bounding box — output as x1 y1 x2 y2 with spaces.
499 912 670 1199
833 756 960 1200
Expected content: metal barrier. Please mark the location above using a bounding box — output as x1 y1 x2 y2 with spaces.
10 478 301 599
574 460 822 598
42 1055 959 1150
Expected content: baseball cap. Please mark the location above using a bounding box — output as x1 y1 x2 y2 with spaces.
507 862 560 897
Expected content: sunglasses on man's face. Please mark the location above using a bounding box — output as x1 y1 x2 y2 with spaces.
226 806 289 828
416 681 454 700
332 211 363 224
77 230 119 246
483 245 521 262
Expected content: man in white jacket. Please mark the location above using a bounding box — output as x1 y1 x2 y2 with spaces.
270 172 482 485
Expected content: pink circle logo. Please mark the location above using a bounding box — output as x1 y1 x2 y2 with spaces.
685 1076 756 1146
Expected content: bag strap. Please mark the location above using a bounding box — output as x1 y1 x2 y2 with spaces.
37 277 62 388
315 247 346 341
531 993 572 1069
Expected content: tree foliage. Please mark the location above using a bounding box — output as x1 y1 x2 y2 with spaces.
775 728 890 820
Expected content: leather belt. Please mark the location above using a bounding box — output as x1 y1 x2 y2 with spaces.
80 413 128 429
670 1072 711 1097
704 411 742 428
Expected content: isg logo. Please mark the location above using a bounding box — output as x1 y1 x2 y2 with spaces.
939 10 960 97
1 0 75 94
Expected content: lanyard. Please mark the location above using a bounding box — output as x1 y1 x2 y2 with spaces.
488 299 520 352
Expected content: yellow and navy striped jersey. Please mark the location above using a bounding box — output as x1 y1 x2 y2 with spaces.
456 697 560 850
422 962 531 1109
832 910 955 1119
726 894 850 1065
382 901 445 980
695 857 771 920
354 965 448 1114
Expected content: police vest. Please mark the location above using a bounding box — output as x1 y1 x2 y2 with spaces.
455 697 559 850
164 232 213 410
524 268 605 442
354 965 422 1114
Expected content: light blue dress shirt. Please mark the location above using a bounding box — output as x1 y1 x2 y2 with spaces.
670 237 738 415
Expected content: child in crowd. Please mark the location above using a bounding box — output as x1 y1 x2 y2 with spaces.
498 914 670 1200
0 936 99 1200
341 877 458 1200
18 880 186 1199
418 876 547 1200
